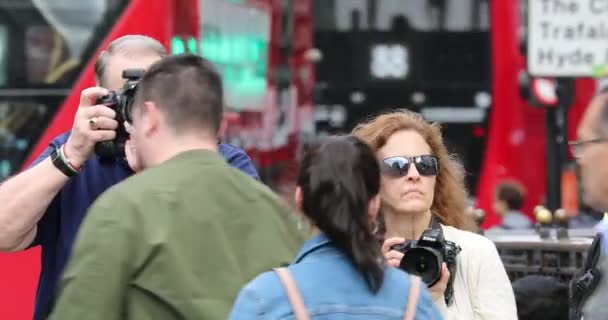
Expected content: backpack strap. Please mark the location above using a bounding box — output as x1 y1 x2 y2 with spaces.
274 267 311 320
275 268 422 320
404 275 422 320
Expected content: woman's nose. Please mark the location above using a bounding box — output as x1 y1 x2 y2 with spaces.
406 163 421 181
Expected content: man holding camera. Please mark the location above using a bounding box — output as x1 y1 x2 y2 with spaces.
0 35 259 320
48 53 303 320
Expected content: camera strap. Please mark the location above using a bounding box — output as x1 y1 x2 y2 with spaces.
429 216 458 306
445 274 456 306
429 216 441 229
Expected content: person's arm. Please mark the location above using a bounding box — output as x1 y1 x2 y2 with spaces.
48 193 137 320
0 143 68 251
472 239 518 320
0 87 117 252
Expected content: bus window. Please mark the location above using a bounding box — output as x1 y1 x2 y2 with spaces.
31 0 108 60
0 25 6 87
0 0 127 88
0 0 129 179
0 100 55 179
25 25 57 84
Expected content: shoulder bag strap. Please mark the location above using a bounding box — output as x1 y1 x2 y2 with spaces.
274 267 311 320
404 275 422 320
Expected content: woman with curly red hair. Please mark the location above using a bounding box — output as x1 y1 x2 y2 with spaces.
353 109 516 320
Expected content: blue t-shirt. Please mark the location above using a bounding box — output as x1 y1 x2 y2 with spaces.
29 132 260 320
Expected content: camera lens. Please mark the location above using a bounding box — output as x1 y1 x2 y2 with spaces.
400 247 442 285
415 256 428 273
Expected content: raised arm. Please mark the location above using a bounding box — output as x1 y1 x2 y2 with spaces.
0 87 116 251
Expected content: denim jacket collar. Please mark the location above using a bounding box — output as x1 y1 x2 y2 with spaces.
293 233 332 263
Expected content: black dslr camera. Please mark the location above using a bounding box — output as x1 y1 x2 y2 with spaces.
94 69 144 161
391 227 461 304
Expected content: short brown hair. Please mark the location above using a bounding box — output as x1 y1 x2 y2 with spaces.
134 54 223 135
495 180 526 211
352 109 472 230
94 35 167 86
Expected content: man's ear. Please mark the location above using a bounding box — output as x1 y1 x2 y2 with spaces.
142 101 161 137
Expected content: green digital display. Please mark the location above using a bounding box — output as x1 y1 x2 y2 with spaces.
171 0 271 110
201 27 268 94
171 37 187 54
170 29 269 109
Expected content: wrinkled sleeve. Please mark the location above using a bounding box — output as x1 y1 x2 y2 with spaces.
229 284 264 320
29 145 56 168
27 131 70 169
222 144 260 180
48 192 136 320
473 240 518 320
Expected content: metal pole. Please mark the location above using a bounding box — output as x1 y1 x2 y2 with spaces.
556 79 574 166
554 78 575 222
557 105 568 168
546 106 561 213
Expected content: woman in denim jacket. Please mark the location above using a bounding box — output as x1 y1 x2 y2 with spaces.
230 136 442 320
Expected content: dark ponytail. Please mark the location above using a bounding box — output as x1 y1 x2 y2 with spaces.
297 135 385 293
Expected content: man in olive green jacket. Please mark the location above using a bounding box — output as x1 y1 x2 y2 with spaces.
49 54 304 320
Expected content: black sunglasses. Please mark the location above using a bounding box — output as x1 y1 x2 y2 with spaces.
381 155 440 177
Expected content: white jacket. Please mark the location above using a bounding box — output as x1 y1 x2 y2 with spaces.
436 224 518 320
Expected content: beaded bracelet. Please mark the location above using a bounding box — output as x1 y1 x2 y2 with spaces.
59 145 81 174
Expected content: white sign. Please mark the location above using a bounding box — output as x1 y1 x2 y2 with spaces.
528 0 608 77
370 44 409 79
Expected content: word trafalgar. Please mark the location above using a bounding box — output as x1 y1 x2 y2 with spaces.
540 21 608 41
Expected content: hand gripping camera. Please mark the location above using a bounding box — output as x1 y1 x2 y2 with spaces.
391 227 461 305
94 69 145 161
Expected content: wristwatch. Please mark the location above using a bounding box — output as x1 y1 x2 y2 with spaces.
51 147 78 177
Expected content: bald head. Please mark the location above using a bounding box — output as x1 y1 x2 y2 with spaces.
94 35 167 88
578 93 608 139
